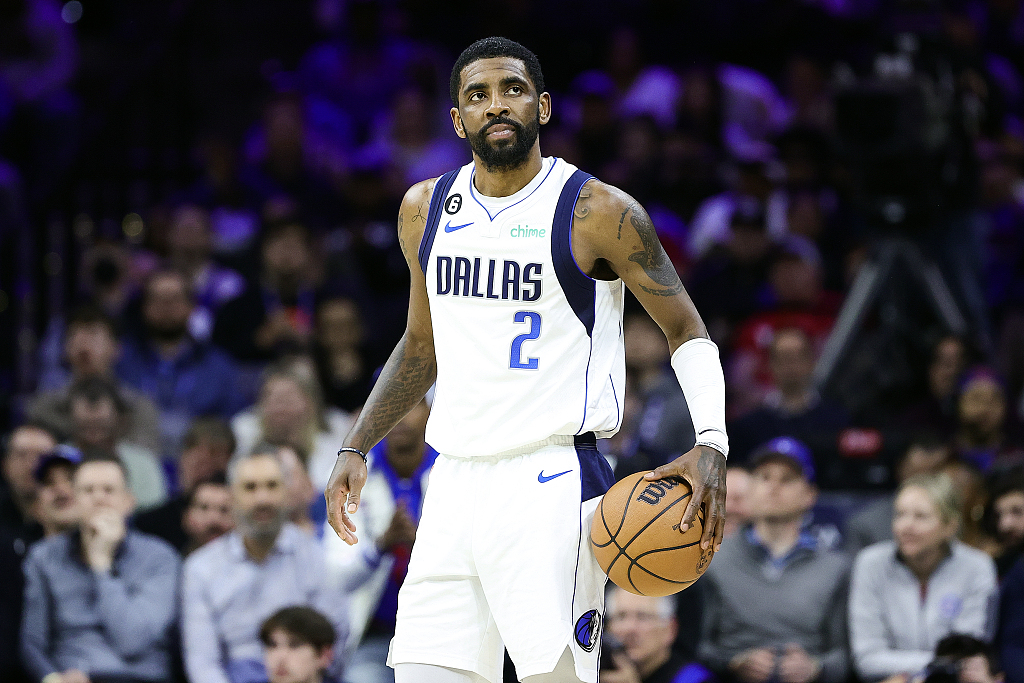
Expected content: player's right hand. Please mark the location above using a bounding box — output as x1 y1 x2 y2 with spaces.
325 450 368 545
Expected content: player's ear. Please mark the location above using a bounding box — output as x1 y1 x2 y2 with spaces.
539 92 552 125
451 107 467 139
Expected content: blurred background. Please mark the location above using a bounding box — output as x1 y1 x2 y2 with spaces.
2 0 1024 680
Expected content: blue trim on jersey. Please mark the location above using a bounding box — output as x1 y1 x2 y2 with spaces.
575 434 614 502
418 169 461 274
551 170 597 336
469 160 558 222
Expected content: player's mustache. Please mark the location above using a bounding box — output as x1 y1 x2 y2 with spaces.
480 116 522 135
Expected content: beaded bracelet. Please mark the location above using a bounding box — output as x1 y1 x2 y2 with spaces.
337 447 368 464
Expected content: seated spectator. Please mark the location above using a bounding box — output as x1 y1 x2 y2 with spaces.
20 455 181 683
899 336 969 440
954 367 1024 472
698 436 850 683
232 359 352 491
134 417 235 551
728 327 850 471
723 465 752 540
604 586 712 683
27 305 162 453
182 448 348 683
324 400 435 683
179 474 234 555
67 376 167 511
849 474 998 681
313 295 376 412
213 220 321 363
0 422 57 544
31 445 81 538
727 240 839 418
924 634 1003 683
988 466 1024 578
117 268 246 455
846 435 954 553
1000 557 1024 683
260 606 339 683
166 203 246 341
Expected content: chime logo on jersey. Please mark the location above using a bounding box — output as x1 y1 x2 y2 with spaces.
508 223 546 239
434 256 542 302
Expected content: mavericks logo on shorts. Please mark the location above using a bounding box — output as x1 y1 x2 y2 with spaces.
574 609 601 652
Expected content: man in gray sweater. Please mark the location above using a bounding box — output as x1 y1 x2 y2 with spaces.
697 437 851 683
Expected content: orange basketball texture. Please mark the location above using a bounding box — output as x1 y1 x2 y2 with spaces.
590 472 715 596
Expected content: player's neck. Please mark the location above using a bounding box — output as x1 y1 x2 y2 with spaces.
472 147 544 197
753 517 803 559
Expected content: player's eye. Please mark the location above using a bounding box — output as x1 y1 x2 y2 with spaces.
469 91 485 102
507 85 522 95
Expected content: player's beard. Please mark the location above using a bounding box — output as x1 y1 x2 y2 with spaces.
467 107 540 173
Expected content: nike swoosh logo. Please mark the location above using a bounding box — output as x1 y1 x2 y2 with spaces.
444 220 473 232
538 469 573 483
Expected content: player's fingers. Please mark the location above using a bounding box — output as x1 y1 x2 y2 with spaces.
712 499 726 551
678 482 703 533
644 463 678 481
346 489 362 514
700 497 721 550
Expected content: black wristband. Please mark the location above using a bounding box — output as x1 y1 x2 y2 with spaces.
338 447 367 464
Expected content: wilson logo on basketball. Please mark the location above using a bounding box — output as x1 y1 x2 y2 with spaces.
636 478 681 505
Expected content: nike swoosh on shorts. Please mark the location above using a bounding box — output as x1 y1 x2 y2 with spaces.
538 470 573 483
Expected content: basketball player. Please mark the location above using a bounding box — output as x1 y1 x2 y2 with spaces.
326 37 728 683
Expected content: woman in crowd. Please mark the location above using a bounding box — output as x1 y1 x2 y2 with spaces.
849 473 998 681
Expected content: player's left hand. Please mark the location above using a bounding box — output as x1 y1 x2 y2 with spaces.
644 444 726 551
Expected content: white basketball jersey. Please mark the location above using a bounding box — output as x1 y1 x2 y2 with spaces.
417 157 626 457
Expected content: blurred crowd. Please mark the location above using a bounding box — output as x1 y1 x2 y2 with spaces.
3 0 1024 682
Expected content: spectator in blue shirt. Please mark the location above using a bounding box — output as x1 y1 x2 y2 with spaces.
182 446 348 683
117 268 247 457
20 454 181 683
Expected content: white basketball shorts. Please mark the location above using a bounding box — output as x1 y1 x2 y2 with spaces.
386 433 614 683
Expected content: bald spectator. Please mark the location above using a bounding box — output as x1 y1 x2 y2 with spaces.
182 448 348 683
1 422 58 544
604 587 711 683
118 269 246 455
28 305 162 453
20 456 181 683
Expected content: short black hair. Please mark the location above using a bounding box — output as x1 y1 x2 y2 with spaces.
934 633 1000 674
449 37 545 105
66 304 119 339
67 376 127 415
259 606 336 651
184 472 229 509
990 465 1024 504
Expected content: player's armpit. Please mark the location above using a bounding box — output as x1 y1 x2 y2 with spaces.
570 180 707 352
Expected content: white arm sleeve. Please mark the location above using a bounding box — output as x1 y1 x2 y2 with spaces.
670 338 729 458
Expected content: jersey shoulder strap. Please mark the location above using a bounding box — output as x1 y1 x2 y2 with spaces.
417 169 462 274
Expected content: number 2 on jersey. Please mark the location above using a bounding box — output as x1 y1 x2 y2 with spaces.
510 311 541 370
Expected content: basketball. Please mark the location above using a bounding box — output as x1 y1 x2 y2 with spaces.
590 471 714 596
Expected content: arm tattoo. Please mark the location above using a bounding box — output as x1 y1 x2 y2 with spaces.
617 203 632 240
627 205 684 294
574 186 592 220
397 211 408 259
347 334 436 452
411 201 428 224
